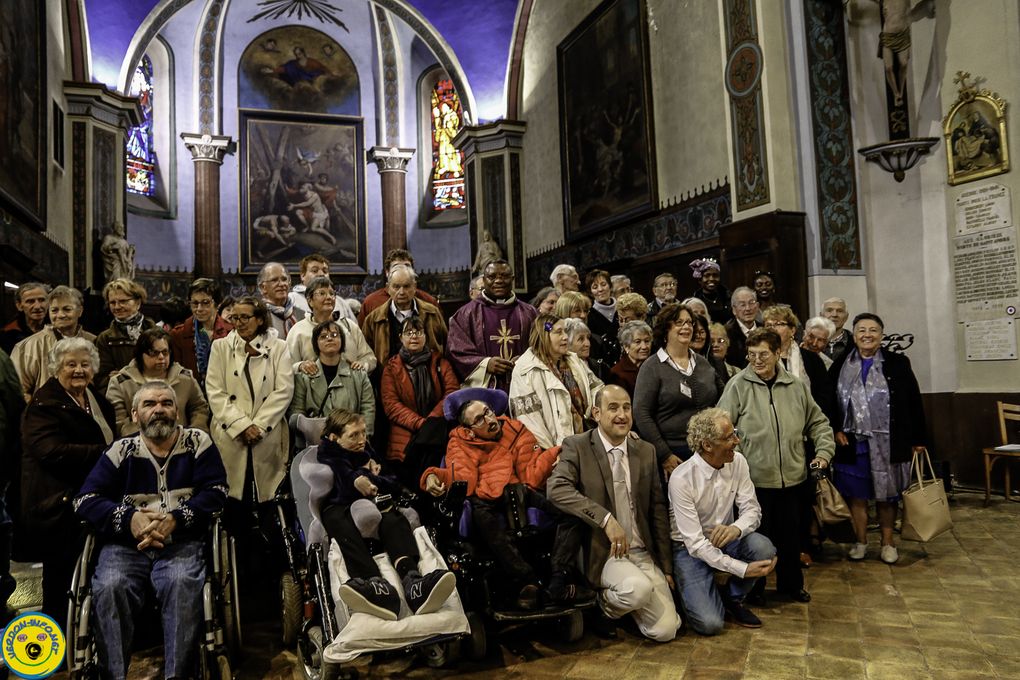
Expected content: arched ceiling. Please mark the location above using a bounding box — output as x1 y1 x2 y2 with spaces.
82 0 519 121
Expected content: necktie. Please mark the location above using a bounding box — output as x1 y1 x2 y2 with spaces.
609 447 633 542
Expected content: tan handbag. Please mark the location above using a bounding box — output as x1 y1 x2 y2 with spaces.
814 475 852 525
901 447 953 542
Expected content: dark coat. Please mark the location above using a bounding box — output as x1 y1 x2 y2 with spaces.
95 317 157 392
380 351 458 462
587 308 621 367
725 319 753 368
20 377 116 559
828 349 927 465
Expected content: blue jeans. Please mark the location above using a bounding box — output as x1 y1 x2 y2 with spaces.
92 541 205 680
672 532 776 635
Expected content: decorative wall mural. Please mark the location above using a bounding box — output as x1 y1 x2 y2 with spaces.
0 0 46 228
239 26 360 115
724 0 770 211
238 109 366 274
557 0 657 242
944 72 1009 186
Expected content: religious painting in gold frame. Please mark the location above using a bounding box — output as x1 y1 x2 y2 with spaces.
943 72 1009 186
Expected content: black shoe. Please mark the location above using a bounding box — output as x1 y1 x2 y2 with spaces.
516 583 541 611
745 591 767 608
547 571 596 605
403 569 457 615
723 601 763 628
784 588 811 603
589 604 618 639
339 576 401 621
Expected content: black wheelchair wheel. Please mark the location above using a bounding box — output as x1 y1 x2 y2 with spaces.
280 571 303 646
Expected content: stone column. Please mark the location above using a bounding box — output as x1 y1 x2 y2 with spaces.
181 133 234 278
454 121 528 291
367 146 415 254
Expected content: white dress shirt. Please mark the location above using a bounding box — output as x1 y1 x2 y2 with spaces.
596 428 645 550
668 451 761 577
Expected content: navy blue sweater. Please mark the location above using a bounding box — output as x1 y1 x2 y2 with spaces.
317 438 399 511
75 427 228 545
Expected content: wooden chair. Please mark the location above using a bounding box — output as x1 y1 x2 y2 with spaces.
982 401 1020 504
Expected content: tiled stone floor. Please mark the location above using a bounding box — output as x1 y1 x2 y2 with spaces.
11 492 1020 679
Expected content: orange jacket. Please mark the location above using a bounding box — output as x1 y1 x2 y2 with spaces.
421 416 560 501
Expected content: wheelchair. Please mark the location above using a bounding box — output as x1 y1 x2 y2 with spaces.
65 515 240 680
289 445 470 680
428 479 592 656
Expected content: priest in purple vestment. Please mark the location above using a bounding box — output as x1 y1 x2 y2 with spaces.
447 260 537 393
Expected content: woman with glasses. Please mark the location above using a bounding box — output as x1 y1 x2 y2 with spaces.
169 278 232 389
289 319 375 430
761 305 830 414
285 276 376 373
633 303 725 476
717 329 834 604
206 296 295 509
95 278 156 392
381 318 459 485
106 327 210 436
509 313 603 449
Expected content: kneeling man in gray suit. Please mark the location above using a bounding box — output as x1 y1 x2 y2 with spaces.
548 384 681 641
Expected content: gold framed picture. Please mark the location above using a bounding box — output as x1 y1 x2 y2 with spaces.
943 72 1009 186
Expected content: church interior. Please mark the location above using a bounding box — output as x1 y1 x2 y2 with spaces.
2 0 1020 678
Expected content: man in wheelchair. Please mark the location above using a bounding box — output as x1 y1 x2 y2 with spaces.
74 380 229 680
421 388 593 610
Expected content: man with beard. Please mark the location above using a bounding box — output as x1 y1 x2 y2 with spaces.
689 258 732 324
446 260 537 393
75 382 228 680
421 389 592 609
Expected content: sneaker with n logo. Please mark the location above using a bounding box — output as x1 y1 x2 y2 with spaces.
339 576 401 620
403 569 456 616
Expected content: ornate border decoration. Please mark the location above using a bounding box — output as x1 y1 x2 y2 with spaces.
373 6 399 145
943 71 1010 186
724 0 770 211
197 0 226 135
804 0 861 270
526 182 732 291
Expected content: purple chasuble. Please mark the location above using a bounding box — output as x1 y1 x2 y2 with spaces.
447 296 537 392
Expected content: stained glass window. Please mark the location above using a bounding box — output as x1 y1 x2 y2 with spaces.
126 55 155 196
430 79 465 211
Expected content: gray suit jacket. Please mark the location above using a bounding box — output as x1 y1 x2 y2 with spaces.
547 429 672 586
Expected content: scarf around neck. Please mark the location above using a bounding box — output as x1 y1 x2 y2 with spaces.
265 298 298 335
399 347 436 414
592 298 617 321
114 312 145 342
193 317 212 376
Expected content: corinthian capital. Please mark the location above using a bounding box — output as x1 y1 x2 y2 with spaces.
181 133 235 164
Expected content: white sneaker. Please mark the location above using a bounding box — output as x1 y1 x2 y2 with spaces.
880 545 899 564
848 543 867 560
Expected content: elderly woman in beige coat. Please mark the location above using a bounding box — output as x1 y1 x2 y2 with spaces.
206 296 294 503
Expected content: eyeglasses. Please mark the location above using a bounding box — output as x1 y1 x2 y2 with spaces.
467 407 495 428
228 314 254 324
319 331 341 340
189 299 214 308
718 428 742 444
746 350 774 362
402 330 424 338
655 281 677 289
108 297 136 307
673 320 694 329
763 321 790 330
145 349 170 358
734 300 758 309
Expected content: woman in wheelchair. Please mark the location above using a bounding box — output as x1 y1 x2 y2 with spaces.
318 409 456 621
420 388 594 611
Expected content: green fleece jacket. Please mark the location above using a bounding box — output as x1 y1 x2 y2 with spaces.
717 364 834 489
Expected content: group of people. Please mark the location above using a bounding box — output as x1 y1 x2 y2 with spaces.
0 248 927 676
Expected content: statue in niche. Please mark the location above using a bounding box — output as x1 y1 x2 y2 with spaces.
868 0 935 107
101 221 136 281
471 229 504 277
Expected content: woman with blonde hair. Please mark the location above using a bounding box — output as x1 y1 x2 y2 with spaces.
95 278 156 391
509 313 603 448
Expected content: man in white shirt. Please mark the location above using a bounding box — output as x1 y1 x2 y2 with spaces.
668 407 777 634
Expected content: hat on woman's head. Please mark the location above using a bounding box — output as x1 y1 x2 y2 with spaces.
443 387 509 422
689 257 721 279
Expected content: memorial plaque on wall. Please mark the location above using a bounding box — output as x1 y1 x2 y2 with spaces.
955 182 1012 235
953 226 1020 321
964 319 1017 361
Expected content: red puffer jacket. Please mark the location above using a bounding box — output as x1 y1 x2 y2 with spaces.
380 351 459 461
